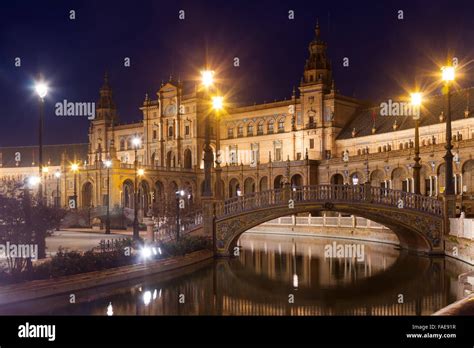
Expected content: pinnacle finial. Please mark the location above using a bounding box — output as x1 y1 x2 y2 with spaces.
315 19 320 39
104 71 109 85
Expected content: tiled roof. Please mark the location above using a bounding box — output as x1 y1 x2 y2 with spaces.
0 143 88 168
337 87 474 140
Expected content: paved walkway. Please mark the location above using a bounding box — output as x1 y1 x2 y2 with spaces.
45 229 135 256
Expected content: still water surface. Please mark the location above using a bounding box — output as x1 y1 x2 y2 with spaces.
1 233 471 315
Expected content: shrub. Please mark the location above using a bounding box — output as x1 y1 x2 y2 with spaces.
160 235 211 257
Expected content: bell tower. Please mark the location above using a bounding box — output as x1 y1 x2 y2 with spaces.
302 20 332 91
89 72 117 164
300 21 335 160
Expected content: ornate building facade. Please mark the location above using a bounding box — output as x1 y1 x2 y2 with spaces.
2 22 474 217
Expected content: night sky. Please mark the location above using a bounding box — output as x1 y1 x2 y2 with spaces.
1 0 474 147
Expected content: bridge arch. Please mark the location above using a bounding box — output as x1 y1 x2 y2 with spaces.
212 185 444 257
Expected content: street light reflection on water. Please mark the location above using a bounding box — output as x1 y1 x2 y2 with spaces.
0 233 472 316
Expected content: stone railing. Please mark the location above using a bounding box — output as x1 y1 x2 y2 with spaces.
449 216 474 240
215 185 443 219
264 215 389 230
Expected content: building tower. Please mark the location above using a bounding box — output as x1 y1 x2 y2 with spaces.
89 72 117 165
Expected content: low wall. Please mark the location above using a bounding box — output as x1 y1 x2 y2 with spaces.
247 215 399 246
0 249 213 306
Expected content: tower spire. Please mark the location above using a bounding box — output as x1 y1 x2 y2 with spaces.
315 19 320 40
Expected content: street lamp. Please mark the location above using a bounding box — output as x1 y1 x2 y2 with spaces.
364 146 370 184
132 137 142 240
71 163 79 210
411 92 423 194
104 160 112 234
42 166 49 205
212 95 224 199
441 65 455 198
175 189 185 241
201 70 214 88
201 70 215 198
35 80 48 205
352 175 359 185
54 170 61 208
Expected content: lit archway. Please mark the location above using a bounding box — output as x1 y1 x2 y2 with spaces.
244 177 256 194
259 176 268 191
81 182 93 208
273 175 284 189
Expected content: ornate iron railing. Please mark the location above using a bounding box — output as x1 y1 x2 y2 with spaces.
215 185 443 219
154 210 203 241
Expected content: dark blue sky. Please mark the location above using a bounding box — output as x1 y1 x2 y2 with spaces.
1 0 474 146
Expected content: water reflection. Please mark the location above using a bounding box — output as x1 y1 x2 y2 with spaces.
0 233 471 316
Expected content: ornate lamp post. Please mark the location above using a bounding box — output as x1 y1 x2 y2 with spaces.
35 80 48 205
175 189 185 241
411 92 422 195
71 163 79 210
201 70 215 198
441 65 455 196
42 166 49 205
132 136 142 239
212 95 224 199
364 146 370 184
104 160 112 234
54 170 61 207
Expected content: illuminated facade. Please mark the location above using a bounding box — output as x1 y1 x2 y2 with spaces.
2 22 474 216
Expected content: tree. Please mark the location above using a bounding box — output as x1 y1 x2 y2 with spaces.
0 180 65 279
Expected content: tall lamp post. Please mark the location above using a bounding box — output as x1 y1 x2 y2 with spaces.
104 160 112 234
201 70 215 198
364 146 370 184
71 163 79 209
35 81 48 205
411 92 422 195
132 136 142 239
42 166 49 205
212 96 224 199
176 189 185 241
441 65 455 198
54 170 61 207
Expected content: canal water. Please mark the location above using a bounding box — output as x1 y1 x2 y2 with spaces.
0 233 472 315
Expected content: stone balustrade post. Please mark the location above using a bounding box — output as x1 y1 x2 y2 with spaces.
143 217 154 243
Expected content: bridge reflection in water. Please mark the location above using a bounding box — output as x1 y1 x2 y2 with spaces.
2 234 470 316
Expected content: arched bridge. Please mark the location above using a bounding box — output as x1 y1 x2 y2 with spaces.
206 184 445 256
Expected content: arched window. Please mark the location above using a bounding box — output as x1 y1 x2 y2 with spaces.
278 118 285 132
227 127 234 138
168 126 173 138
120 139 125 151
237 125 244 137
257 121 264 135
247 123 254 136
268 120 274 133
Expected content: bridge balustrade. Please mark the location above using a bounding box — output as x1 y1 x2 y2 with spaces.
215 185 443 219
